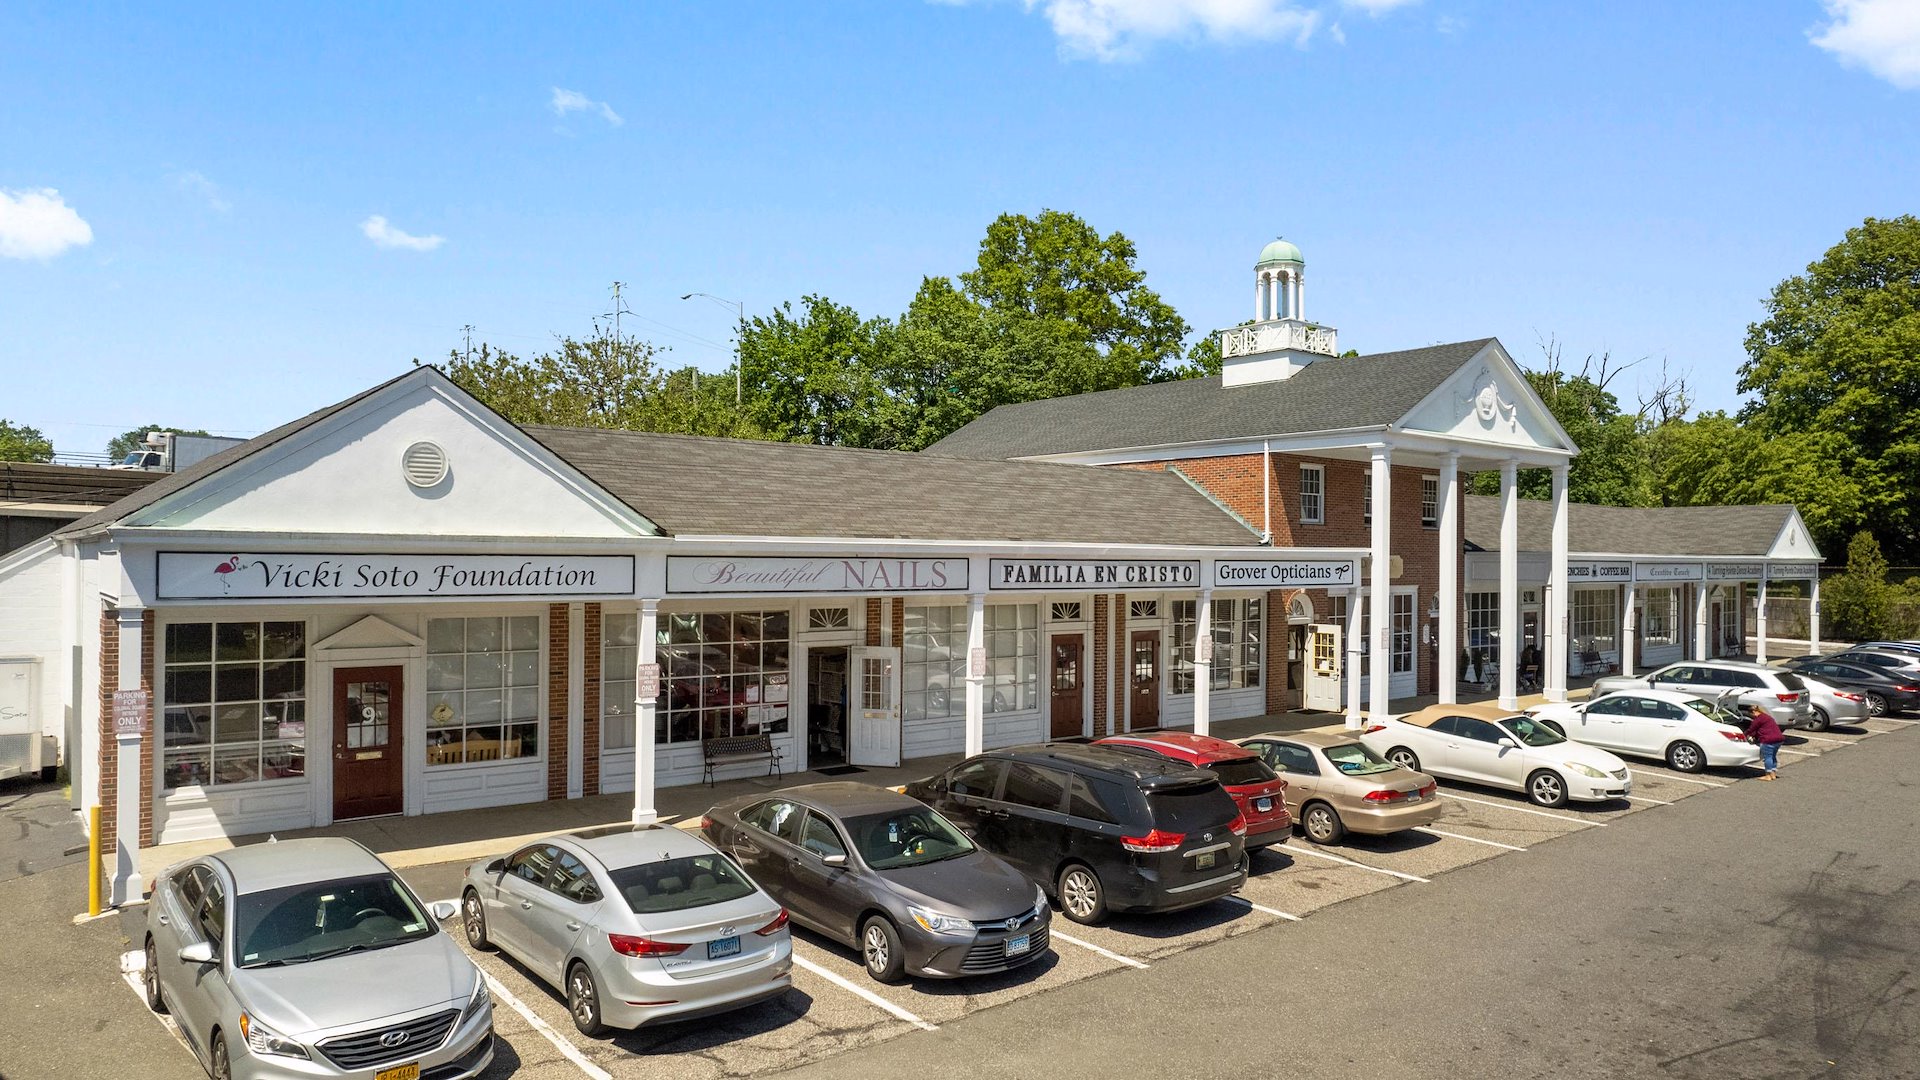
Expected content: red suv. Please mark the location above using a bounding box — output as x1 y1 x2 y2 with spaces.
1094 732 1291 849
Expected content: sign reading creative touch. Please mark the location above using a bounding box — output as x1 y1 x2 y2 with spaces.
157 552 635 600
1635 561 1703 582
1567 561 1632 581
1212 560 1359 588
989 559 1198 590
668 556 968 595
1705 562 1766 581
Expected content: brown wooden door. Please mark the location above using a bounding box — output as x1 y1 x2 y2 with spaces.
1129 630 1160 730
1049 636 1084 738
333 666 404 820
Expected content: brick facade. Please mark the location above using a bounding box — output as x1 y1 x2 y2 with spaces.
865 598 882 647
97 607 155 849
583 603 602 797
546 604 569 800
1090 595 1109 736
1111 593 1127 734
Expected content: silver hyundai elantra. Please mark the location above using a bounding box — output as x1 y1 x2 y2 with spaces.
461 823 792 1036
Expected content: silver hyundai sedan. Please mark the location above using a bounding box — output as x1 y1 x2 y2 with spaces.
142 837 494 1080
461 824 792 1036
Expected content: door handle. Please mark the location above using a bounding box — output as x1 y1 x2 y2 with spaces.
566 922 582 932
520 900 534 910
156 915 169 926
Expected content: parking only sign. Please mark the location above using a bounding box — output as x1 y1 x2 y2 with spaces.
112 689 149 736
636 663 661 702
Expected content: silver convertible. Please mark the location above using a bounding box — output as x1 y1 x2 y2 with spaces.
142 837 494 1080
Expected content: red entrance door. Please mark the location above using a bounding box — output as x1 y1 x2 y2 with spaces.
333 666 404 820
1050 636 1084 739
1130 631 1160 730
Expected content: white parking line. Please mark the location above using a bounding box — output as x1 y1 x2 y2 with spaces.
119 951 190 1050
1794 733 1850 744
1637 771 1725 788
1284 844 1432 883
1439 793 1608 826
1226 896 1303 921
481 972 615 1080
1778 747 1819 758
1868 717 1919 725
1049 929 1150 969
1413 826 1527 852
1626 794 1675 806
790 955 939 1031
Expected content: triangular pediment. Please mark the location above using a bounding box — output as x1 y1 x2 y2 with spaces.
312 615 424 652
124 369 659 539
1768 511 1822 560
1397 341 1577 454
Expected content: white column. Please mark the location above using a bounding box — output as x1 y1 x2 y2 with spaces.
1293 272 1304 322
633 600 660 825
964 592 986 757
1344 585 1363 730
1692 581 1710 662
1194 588 1214 736
1273 274 1286 320
1756 577 1770 663
1256 276 1267 322
1620 584 1637 676
110 606 146 907
1369 446 1393 719
1438 452 1460 704
1546 464 1570 702
1808 572 1820 654
1498 460 1519 710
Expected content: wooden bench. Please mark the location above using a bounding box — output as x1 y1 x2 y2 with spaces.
702 733 782 786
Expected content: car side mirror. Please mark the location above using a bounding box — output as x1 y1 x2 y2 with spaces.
822 854 848 868
428 900 459 921
485 858 506 876
1497 738 1517 750
177 941 216 966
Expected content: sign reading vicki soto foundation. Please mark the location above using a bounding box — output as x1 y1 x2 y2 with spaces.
1212 560 1358 588
668 556 968 594
989 559 1197 590
157 552 635 600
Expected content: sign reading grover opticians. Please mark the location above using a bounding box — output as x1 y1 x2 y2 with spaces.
157 552 635 600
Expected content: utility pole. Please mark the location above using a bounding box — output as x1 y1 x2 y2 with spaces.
605 281 632 347
460 324 475 363
679 292 745 404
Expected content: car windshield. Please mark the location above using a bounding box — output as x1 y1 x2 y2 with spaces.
845 809 975 871
1499 716 1566 747
1682 698 1744 726
1323 742 1398 776
233 873 434 968
1206 756 1277 787
608 853 757 914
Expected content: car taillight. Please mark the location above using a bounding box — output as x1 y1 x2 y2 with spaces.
1120 828 1185 853
1227 813 1248 837
1835 691 1864 702
1362 724 1387 734
754 908 789 937
1897 685 1920 693
1720 731 1750 742
700 814 714 832
1419 783 1437 798
608 933 689 957
1363 789 1405 803
1775 693 1800 703
1276 778 1288 790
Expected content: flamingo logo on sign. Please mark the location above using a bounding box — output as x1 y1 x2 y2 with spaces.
211 554 254 593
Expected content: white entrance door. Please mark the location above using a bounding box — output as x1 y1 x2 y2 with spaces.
1304 623 1342 711
0 661 37 778
848 646 901 768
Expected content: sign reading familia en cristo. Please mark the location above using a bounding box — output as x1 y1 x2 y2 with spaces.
157 552 635 600
989 559 1198 590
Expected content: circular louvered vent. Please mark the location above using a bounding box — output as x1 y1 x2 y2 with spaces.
402 441 448 488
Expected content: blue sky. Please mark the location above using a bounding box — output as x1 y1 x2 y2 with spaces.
3 1 1916 457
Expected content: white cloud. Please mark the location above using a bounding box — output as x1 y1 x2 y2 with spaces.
1342 0 1419 12
1811 0 1920 89
549 87 624 126
360 215 445 252
1329 20 1346 44
1021 0 1321 60
173 170 230 212
0 187 94 260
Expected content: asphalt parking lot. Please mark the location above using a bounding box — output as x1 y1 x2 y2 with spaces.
95 712 1916 1080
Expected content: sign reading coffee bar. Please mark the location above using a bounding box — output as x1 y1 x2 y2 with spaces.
668 556 969 595
157 552 636 600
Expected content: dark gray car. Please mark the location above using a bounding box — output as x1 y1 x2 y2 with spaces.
702 782 1050 984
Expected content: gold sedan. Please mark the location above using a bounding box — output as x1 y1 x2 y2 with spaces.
1236 731 1442 844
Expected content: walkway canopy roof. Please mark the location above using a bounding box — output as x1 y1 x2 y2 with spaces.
1462 495 1821 563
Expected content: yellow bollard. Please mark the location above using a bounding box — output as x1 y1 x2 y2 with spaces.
88 804 102 917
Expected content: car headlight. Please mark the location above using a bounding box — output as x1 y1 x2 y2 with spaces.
1565 762 1609 779
239 1012 309 1060
1034 885 1049 915
907 905 976 936
461 975 491 1025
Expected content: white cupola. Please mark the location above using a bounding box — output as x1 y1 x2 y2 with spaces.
1220 237 1339 387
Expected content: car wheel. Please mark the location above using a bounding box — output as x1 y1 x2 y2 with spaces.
1665 740 1706 773
567 961 608 1037
142 937 165 1014
1385 747 1420 772
1538 718 1566 738
1056 864 1109 926
1527 769 1569 808
1867 693 1888 717
861 917 907 984
1301 802 1345 844
1806 707 1831 733
210 1032 231 1080
462 889 493 951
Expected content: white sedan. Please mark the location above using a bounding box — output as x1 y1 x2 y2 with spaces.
1528 689 1759 773
1360 702 1632 807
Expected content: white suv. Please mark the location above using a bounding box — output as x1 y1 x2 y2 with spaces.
1591 660 1813 730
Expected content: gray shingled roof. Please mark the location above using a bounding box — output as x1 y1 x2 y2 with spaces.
1462 494 1796 558
524 426 1265 546
923 339 1496 460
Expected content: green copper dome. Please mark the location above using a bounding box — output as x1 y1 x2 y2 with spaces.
1256 238 1303 265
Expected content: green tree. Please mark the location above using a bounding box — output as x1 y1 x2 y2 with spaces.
737 295 893 446
0 419 54 463
105 425 213 462
1739 215 1920 559
1468 352 1655 506
1651 412 1870 543
1822 531 1897 641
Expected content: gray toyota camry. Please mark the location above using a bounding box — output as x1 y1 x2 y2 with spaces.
702 782 1050 983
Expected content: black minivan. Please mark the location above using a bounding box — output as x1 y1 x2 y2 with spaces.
904 742 1247 925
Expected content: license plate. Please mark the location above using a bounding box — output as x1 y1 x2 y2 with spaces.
708 935 741 959
1255 797 1273 813
1006 933 1031 956
375 1065 420 1080
1195 851 1216 870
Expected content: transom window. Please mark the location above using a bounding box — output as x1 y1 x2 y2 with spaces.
161 621 306 790
807 607 851 631
1050 602 1083 622
1299 465 1324 524
1171 598 1262 694
903 604 1039 720
427 616 541 765
659 611 792 744
1129 600 1158 619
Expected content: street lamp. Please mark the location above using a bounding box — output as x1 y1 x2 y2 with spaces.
679 292 745 404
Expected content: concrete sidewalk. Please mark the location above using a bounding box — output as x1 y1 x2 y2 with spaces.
132 679 1588 884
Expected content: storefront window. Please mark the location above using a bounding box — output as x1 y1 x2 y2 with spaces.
426 616 541 765
601 612 639 750
162 621 306 790
1572 589 1618 656
903 604 1039 721
1466 592 1499 650
1170 598 1263 694
1643 588 1677 647
659 611 791 744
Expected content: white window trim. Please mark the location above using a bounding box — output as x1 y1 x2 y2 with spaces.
1300 464 1325 525
1421 474 1440 529
1362 468 1371 526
